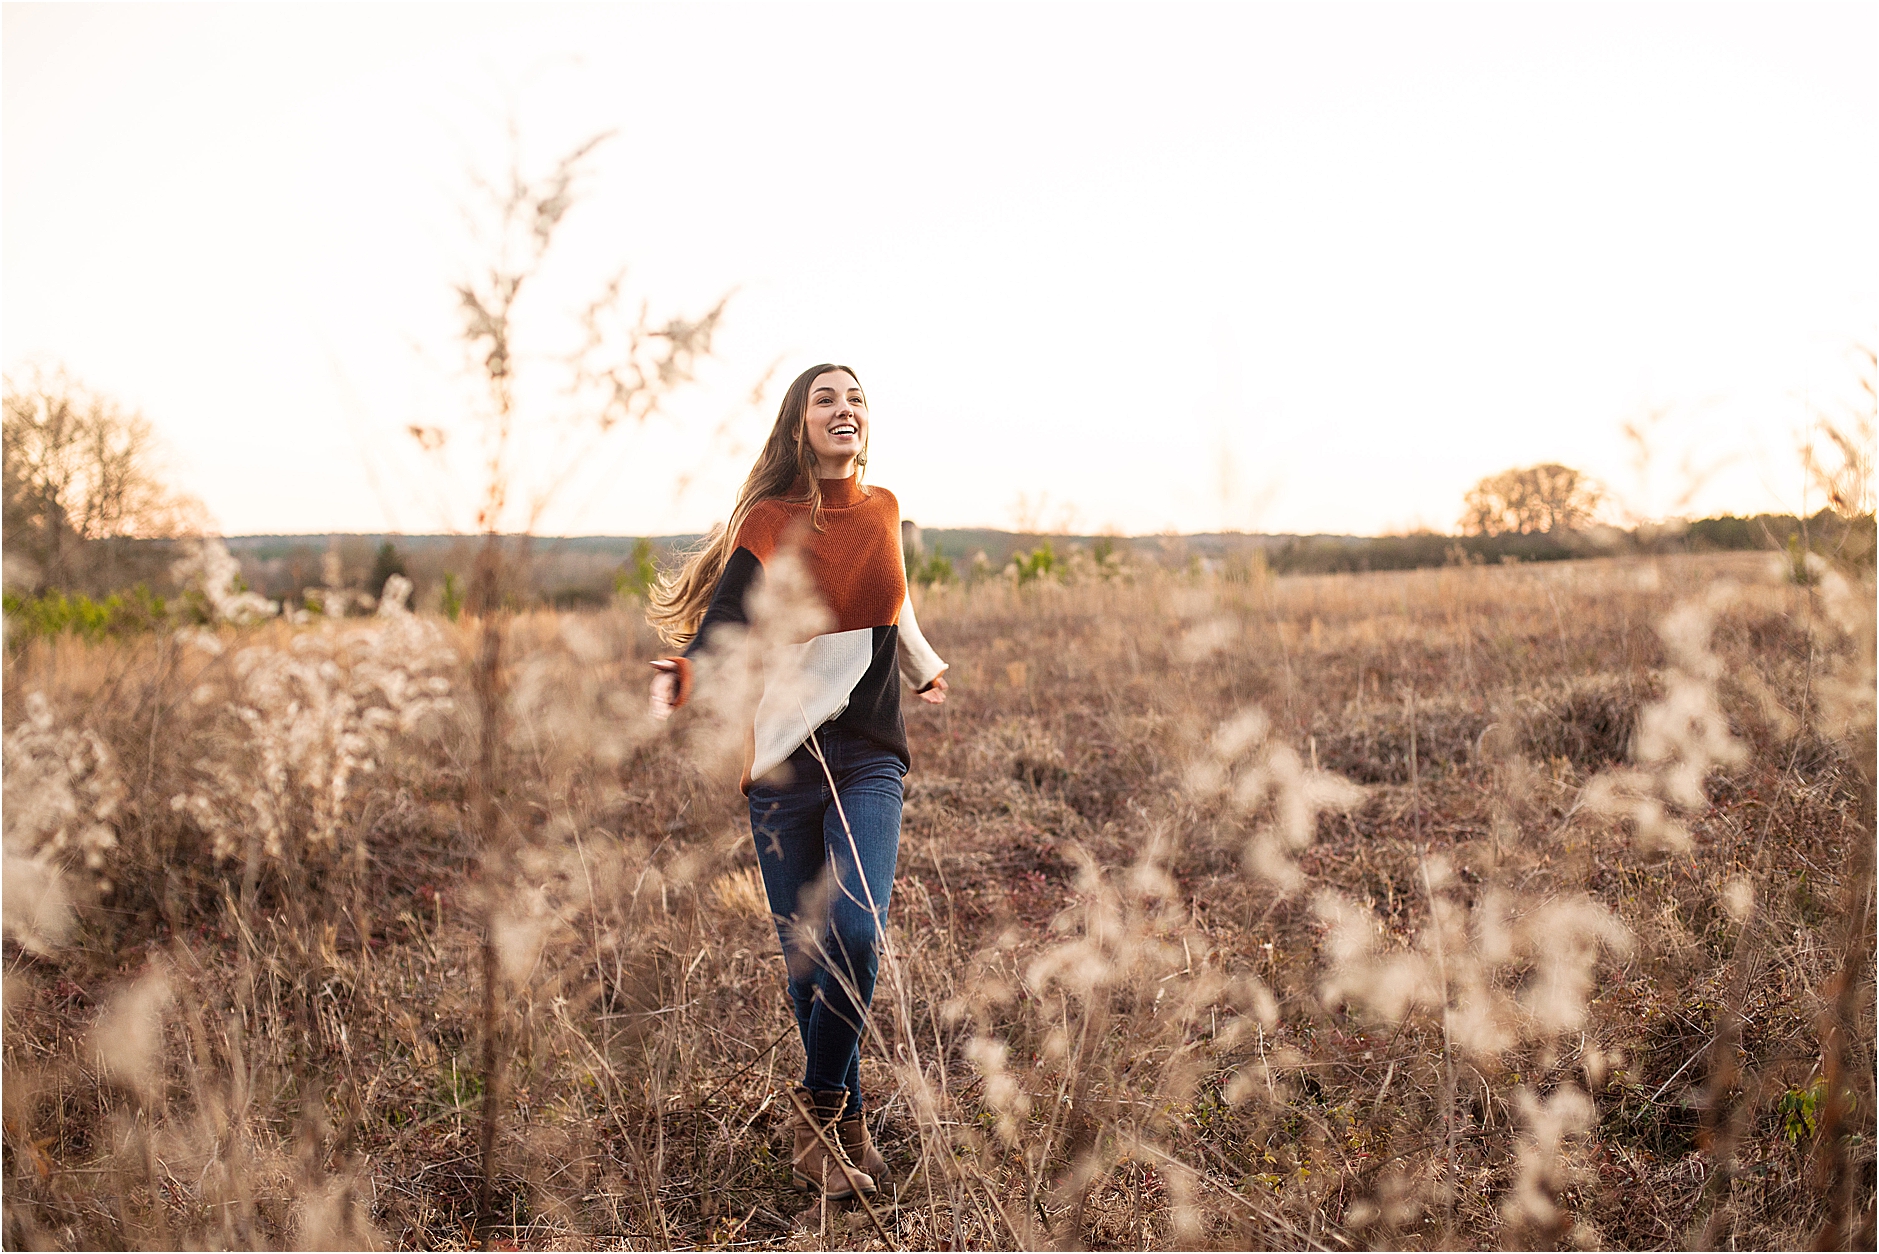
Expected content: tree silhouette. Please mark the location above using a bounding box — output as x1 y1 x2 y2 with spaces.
1460 464 1604 536
367 540 408 600
2 366 206 591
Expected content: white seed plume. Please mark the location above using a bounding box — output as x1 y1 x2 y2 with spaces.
1722 876 1756 925
1189 705 1364 894
963 1035 1030 1147
1583 580 1749 852
169 595 456 863
1 852 73 955
92 968 174 1102
1314 885 1629 1058
3 692 124 924
1503 1084 1595 1227
295 1172 384 1251
492 886 554 987
171 537 279 624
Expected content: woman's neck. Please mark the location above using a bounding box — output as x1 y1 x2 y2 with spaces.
815 455 858 480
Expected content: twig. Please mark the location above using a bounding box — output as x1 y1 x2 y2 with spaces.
1648 1041 1710 1105
695 1026 794 1109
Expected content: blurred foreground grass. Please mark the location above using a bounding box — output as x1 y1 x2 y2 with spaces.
3 552 1871 1250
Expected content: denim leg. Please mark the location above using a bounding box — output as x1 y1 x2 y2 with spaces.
749 731 905 1119
748 779 832 1071
802 741 903 1116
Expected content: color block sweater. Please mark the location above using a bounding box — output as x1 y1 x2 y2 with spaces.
664 475 948 789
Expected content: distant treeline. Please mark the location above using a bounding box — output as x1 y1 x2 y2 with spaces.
912 510 1875 578
1244 511 1875 576
6 512 1869 623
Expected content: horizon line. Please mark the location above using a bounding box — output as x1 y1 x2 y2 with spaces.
184 508 1845 545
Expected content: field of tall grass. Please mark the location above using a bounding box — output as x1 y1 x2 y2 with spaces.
3 548 1872 1250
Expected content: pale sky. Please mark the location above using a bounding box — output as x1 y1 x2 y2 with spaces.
4 1 1875 538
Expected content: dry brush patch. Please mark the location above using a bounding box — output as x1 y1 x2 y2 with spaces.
3 551 1872 1250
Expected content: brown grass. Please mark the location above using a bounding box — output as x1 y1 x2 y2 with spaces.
3 551 1872 1249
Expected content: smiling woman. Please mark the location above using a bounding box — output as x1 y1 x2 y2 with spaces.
643 363 948 1200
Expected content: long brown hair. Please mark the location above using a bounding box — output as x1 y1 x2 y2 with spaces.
646 363 867 646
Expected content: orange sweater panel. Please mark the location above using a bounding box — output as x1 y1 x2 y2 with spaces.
733 479 906 632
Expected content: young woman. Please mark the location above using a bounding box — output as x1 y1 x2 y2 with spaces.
646 364 948 1200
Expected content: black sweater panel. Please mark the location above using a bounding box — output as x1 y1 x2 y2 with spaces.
827 625 910 770
683 546 760 660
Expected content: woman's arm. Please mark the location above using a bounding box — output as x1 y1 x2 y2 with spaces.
649 546 764 720
896 590 948 705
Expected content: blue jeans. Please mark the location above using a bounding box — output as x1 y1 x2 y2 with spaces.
747 725 904 1117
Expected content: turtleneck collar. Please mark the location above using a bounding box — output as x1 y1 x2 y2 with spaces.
811 474 864 507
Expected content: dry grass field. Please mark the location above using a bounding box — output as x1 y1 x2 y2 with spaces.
3 550 1873 1250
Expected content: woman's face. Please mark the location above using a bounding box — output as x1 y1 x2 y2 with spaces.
802 370 867 474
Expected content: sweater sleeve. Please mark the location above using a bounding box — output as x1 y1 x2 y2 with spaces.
664 546 762 709
896 590 948 692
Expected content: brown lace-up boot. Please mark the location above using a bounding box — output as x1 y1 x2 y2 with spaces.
838 1113 888 1184
788 1086 876 1200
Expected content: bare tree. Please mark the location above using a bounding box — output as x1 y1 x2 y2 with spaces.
437 130 726 1236
1459 463 1604 537
2 366 207 591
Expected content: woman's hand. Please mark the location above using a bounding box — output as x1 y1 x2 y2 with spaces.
649 660 680 720
917 673 949 705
